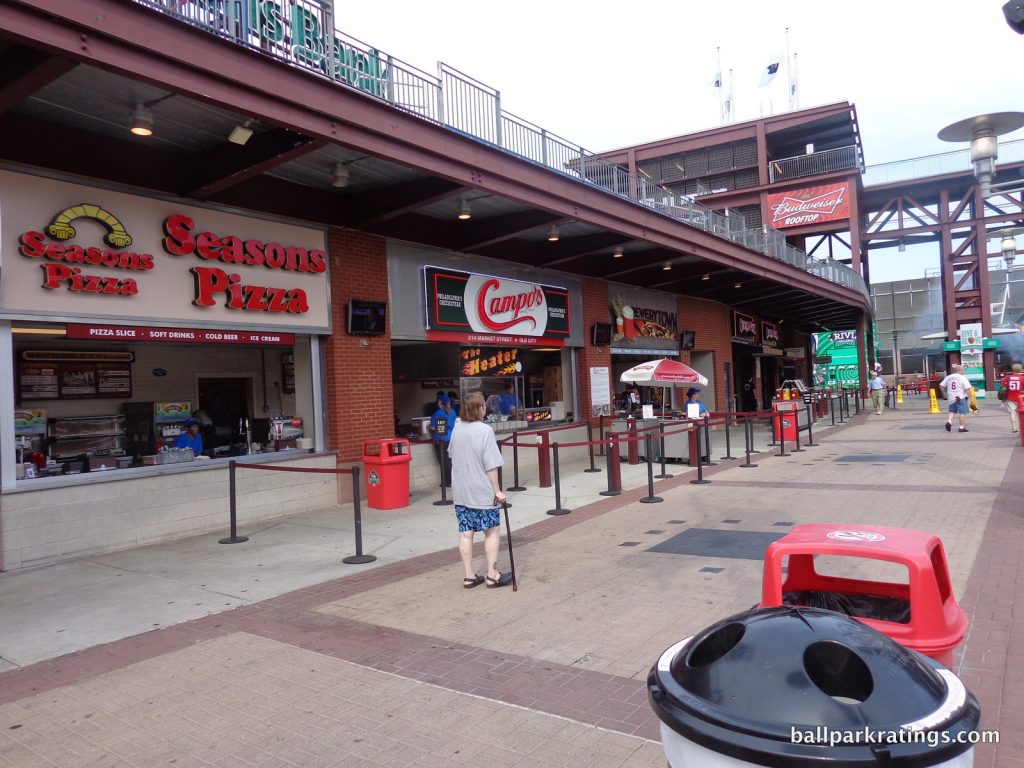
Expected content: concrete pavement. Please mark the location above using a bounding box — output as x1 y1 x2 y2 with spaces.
1 395 1021 767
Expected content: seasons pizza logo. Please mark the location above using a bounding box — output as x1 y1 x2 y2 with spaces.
18 204 152 296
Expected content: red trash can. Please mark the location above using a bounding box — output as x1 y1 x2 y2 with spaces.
362 438 411 510
772 400 798 442
759 524 968 667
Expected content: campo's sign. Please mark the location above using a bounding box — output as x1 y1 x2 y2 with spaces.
424 266 569 345
766 182 851 229
0 171 330 332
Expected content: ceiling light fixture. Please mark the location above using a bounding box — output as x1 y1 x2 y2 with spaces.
734 282 742 288
701 273 710 281
129 104 154 136
547 225 560 242
457 195 472 220
331 162 350 188
662 262 672 271
127 93 175 138
228 119 254 146
612 247 623 258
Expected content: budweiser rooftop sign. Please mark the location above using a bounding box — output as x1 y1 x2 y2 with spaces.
766 182 851 229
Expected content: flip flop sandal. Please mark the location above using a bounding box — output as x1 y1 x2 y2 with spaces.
485 573 513 589
463 575 485 589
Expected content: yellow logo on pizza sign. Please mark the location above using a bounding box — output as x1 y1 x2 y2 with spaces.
46 204 133 248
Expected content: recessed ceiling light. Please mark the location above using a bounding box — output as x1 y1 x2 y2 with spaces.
547 225 560 242
457 196 472 220
129 104 154 136
702 273 710 281
734 282 742 288
662 263 672 271
612 247 623 258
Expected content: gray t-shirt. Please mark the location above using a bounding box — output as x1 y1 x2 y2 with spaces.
447 420 504 509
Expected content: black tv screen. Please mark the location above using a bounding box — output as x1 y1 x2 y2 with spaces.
592 322 612 346
347 299 387 336
680 330 696 350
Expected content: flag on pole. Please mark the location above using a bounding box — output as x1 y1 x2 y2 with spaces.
724 69 734 123
759 55 782 87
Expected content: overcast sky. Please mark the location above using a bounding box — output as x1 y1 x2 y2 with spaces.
335 0 1023 280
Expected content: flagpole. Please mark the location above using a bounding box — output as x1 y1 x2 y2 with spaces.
716 46 724 125
727 68 735 124
785 27 793 111
791 51 800 109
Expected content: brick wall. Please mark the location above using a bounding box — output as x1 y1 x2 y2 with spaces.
576 277 614 420
324 229 394 463
678 296 733 411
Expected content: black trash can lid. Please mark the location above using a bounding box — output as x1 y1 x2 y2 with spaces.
648 607 980 767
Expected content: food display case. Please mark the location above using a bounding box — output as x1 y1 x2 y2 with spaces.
460 375 528 434
48 415 127 459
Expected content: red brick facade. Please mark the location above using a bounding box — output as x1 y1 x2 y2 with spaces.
324 229 394 464
678 297 733 411
576 277 614 420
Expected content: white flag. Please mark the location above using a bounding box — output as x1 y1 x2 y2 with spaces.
759 58 781 87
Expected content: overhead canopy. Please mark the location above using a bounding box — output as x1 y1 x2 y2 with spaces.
619 358 709 386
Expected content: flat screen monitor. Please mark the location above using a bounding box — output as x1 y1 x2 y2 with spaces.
680 330 696 350
347 299 387 336
591 322 612 346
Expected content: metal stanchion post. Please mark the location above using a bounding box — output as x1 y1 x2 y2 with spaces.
546 443 571 515
433 440 453 506
507 430 526 491
740 417 758 468
640 433 664 502
343 465 376 564
776 411 790 457
219 459 250 544
598 414 606 456
830 395 836 426
702 422 717 465
720 402 736 460
584 422 600 473
791 410 805 452
690 427 711 484
804 403 819 446
656 422 673 479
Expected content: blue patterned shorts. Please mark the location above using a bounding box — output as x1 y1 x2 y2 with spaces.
455 504 500 533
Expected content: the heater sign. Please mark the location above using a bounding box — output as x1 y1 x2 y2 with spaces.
766 182 851 229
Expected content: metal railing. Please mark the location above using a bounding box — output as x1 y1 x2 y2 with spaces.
862 139 1024 187
768 145 862 183
133 0 868 302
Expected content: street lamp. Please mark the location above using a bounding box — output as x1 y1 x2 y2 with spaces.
937 112 1024 197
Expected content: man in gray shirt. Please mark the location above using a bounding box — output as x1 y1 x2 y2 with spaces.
448 391 512 589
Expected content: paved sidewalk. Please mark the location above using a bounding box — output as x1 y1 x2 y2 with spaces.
1 398 1021 767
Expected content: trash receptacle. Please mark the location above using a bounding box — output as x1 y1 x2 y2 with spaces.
772 400 799 442
759 524 968 667
362 438 411 510
649 607 980 767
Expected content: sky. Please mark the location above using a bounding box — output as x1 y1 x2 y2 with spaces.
333 1 1023 281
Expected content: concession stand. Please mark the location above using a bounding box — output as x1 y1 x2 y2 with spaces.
0 169 336 570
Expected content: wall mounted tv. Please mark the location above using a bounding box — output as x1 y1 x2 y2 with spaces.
680 330 696 350
591 322 612 346
347 299 387 336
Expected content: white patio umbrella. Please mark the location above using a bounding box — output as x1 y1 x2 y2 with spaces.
619 358 709 414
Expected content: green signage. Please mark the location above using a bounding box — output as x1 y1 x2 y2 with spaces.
813 330 862 386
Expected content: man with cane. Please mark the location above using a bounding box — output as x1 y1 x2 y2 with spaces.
448 392 514 589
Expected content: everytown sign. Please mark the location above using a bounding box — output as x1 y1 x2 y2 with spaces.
424 266 570 346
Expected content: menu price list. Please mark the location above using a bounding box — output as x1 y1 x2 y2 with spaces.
20 362 131 400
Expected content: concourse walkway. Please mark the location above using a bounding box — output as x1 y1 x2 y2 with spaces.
0 396 1021 767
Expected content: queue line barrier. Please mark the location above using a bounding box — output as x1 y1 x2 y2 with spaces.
220 459 375 565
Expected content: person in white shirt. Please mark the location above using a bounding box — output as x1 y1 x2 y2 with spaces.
939 364 974 433
868 370 886 415
447 391 512 589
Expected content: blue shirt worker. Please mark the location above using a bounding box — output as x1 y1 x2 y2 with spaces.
498 384 523 417
430 394 457 486
684 387 709 419
175 417 203 454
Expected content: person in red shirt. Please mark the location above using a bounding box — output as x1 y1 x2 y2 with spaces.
1000 362 1024 433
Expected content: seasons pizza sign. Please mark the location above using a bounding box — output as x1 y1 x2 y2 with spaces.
424 266 570 345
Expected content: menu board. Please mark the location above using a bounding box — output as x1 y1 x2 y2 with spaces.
18 362 131 400
18 364 59 400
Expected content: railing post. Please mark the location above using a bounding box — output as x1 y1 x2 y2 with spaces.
219 459 250 544
537 431 552 488
740 416 758 468
343 465 376 564
655 422 673 479
599 433 622 496
776 411 790 457
720 401 736 461
546 443 570 515
690 427 710 485
585 422 601 473
804 403 819 447
639 433 664 503
627 417 639 464
507 431 526 491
